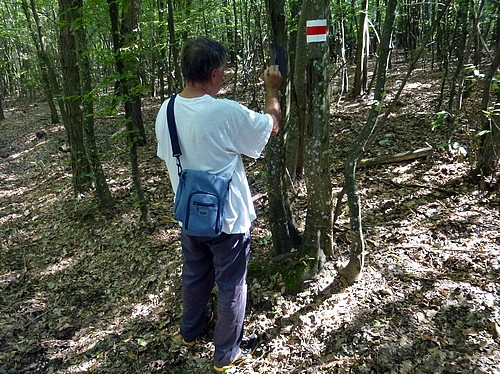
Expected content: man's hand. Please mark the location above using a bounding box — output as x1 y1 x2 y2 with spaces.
264 65 282 94
264 65 282 137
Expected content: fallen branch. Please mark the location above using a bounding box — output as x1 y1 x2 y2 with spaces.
252 192 267 202
397 245 478 252
333 147 434 224
382 179 458 195
359 146 433 168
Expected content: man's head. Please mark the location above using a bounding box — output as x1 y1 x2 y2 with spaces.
181 37 228 83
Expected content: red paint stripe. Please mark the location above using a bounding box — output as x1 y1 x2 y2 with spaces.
306 25 327 36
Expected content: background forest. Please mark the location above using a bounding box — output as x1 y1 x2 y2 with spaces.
0 0 499 373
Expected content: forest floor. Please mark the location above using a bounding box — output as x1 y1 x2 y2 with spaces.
1 62 499 374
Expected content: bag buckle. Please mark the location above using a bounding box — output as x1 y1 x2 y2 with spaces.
175 156 182 176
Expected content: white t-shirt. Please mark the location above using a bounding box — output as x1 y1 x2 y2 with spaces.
155 94 273 234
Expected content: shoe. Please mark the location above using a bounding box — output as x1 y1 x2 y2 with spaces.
213 333 259 372
175 309 215 348
182 337 197 348
240 333 259 356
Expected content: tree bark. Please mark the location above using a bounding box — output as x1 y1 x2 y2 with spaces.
448 0 470 115
73 0 114 209
265 0 301 256
292 0 308 178
59 0 92 196
476 19 500 184
21 0 60 123
296 0 332 280
337 0 349 95
157 0 167 101
0 92 5 121
352 0 369 97
0 76 5 120
167 0 182 93
108 0 150 222
231 0 238 100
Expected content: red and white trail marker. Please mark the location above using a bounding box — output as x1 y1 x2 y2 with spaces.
306 19 328 43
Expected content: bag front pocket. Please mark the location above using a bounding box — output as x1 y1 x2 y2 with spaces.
185 192 221 235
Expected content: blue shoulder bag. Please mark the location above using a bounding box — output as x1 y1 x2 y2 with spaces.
167 94 231 237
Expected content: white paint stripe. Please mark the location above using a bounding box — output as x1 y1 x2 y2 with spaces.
306 19 327 27
307 34 327 43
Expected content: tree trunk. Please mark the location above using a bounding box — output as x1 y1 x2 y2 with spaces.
475 21 500 184
472 1 487 68
292 0 308 178
0 91 5 121
265 0 301 256
157 0 167 101
108 0 150 222
296 0 332 280
338 0 349 95
167 0 182 92
0 73 5 120
448 0 470 115
73 0 114 209
340 0 397 285
21 0 60 123
284 0 302 178
59 0 92 196
465 1 487 100
352 0 369 97
231 0 238 100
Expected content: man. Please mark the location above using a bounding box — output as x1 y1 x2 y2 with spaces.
155 36 282 372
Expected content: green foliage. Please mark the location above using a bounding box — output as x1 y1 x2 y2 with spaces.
464 63 484 79
453 66 500 167
463 63 485 99
280 255 320 292
482 94 500 121
258 234 272 246
0 1 41 95
248 254 306 294
432 110 451 130
491 73 500 96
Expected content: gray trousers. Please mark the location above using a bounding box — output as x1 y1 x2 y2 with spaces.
180 229 251 367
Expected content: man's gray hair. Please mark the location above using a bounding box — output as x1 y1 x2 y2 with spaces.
181 37 228 83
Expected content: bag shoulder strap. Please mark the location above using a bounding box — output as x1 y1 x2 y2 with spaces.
166 94 182 176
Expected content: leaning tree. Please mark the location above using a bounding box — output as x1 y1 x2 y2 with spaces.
339 0 397 284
